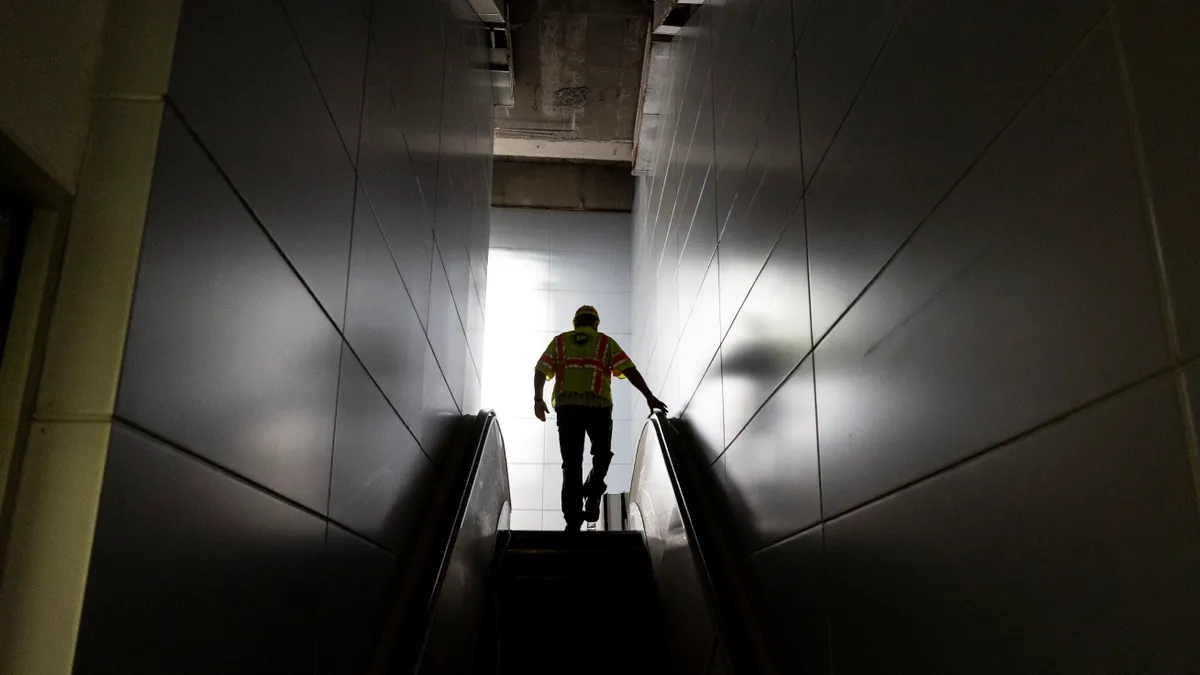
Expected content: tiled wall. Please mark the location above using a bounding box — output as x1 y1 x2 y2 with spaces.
633 0 1200 671
73 0 493 672
483 207 635 531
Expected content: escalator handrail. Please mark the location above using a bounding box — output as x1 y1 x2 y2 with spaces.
412 409 500 668
644 411 775 675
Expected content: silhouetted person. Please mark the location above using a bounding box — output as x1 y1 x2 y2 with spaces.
533 305 666 530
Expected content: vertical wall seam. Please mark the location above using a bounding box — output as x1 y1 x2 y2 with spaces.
792 9 835 663
275 0 357 169
1108 13 1200 512
800 0 915 193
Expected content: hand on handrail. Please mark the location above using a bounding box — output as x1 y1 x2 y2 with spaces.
646 395 669 414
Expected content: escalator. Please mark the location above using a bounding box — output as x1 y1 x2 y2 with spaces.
404 410 768 675
483 530 665 673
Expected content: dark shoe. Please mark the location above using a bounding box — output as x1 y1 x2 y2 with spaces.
583 493 602 523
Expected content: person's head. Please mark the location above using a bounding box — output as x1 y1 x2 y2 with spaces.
573 305 600 329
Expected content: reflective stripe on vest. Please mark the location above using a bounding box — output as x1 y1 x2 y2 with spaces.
592 334 611 394
554 334 566 398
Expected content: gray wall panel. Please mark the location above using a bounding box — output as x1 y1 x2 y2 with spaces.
280 0 370 165
723 358 820 549
631 0 1199 668
170 0 355 326
794 0 909 186
421 343 461 462
805 0 1109 337
119 109 341 513
75 423 326 674
719 204 808 441
748 525 829 675
675 256 721 406
712 0 794 235
826 379 1200 673
371 0 445 214
816 29 1168 515
330 345 433 552
358 39 434 325
429 246 468 409
94 0 493 667
345 184 429 434
1116 0 1200 360
683 352 724 463
715 61 802 338
1189 363 1200 443
318 525 400 675
676 167 718 328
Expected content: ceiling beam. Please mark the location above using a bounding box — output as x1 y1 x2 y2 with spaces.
493 137 633 163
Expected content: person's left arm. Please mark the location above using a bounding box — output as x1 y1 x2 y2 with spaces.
609 339 667 413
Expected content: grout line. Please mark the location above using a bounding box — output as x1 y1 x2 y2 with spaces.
801 8 1114 346
712 190 803 360
790 48 836 670
1109 15 1182 362
167 99 435 460
326 83 362 513
276 0 359 168
325 342 346 516
1109 12 1200 512
93 93 164 103
752 362 1185 557
163 99 350 337
800 0 916 192
113 415 407 557
353 6 371 168
688 5 1120 459
115 415 329 520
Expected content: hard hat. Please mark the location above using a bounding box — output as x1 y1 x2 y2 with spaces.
574 305 600 326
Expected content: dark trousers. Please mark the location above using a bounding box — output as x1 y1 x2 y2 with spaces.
555 405 614 523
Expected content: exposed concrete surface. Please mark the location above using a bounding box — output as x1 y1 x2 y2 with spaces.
492 160 634 211
496 0 649 162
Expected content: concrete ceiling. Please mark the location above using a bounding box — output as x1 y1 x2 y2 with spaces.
495 0 651 164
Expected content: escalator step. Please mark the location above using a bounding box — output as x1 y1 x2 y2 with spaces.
498 552 651 576
503 530 644 552
483 531 667 674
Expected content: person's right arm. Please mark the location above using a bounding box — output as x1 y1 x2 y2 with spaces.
533 370 549 421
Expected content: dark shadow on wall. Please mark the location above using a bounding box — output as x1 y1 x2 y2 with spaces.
669 415 832 675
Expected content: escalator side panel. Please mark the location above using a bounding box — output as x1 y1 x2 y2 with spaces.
629 425 719 674
417 418 510 674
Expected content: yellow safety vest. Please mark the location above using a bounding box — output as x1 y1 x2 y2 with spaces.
535 328 634 408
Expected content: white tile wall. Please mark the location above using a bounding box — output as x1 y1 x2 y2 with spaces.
488 248 551 291
543 423 560 463
491 208 551 249
548 290 632 333
549 250 632 292
483 207 636 531
607 464 634 493
550 211 632 251
542 510 567 530
487 288 552 332
510 509 543 530
502 418 546 464
508 463 544 510
542 468 563 510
